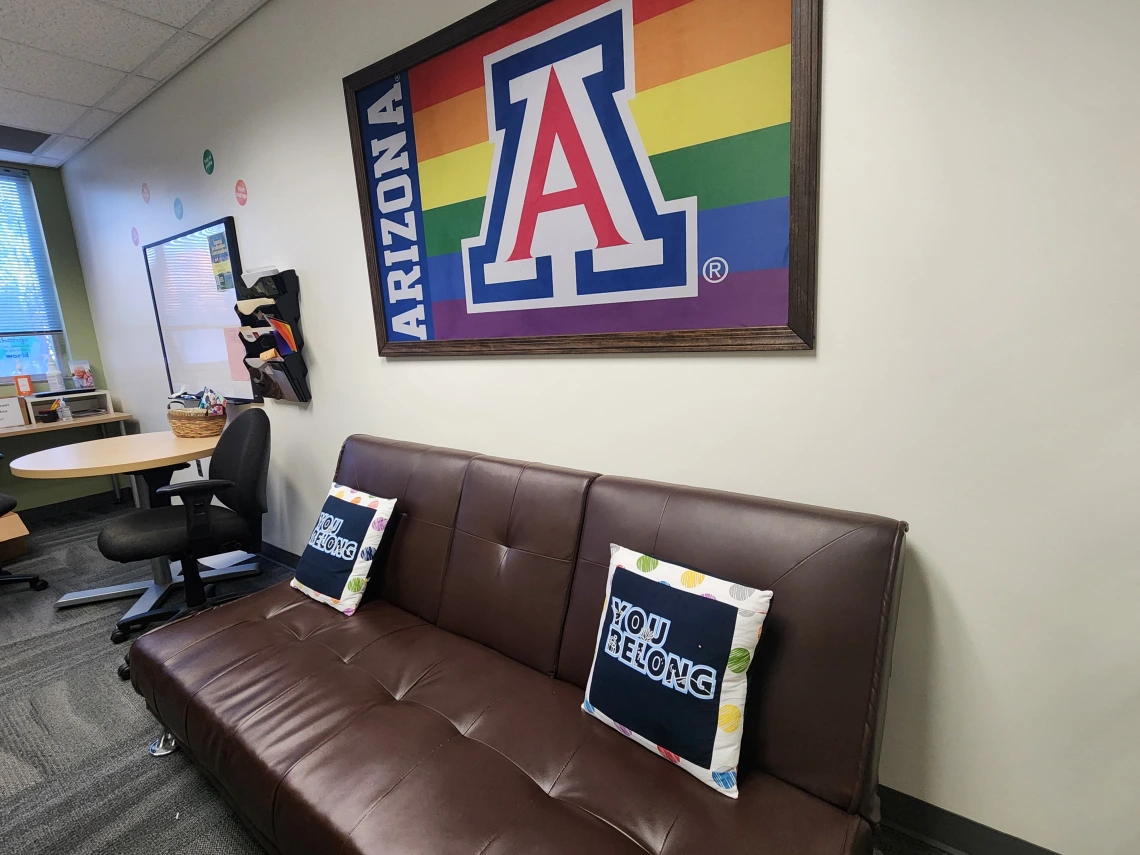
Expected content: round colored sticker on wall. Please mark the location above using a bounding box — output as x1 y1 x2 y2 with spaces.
235 179 247 206
203 149 214 174
141 182 150 203
174 198 184 219
131 227 139 246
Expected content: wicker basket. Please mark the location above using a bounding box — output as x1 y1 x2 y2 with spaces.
167 407 226 438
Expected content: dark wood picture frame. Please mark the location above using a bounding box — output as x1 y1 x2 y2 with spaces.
344 0 821 356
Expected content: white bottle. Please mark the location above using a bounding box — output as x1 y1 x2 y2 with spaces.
45 358 65 393
57 398 72 421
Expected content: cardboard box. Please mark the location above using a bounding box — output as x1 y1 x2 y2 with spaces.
0 512 30 563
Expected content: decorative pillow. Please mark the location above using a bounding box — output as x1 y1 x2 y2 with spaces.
290 483 396 615
582 545 773 797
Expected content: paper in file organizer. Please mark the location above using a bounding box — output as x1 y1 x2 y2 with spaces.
244 357 305 403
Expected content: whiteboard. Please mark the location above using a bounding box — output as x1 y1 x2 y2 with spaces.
143 217 255 400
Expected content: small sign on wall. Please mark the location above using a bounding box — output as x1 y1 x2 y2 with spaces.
12 375 33 396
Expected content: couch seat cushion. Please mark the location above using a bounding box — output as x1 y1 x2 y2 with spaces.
130 582 866 855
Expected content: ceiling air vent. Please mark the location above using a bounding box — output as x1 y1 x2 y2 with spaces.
0 125 52 154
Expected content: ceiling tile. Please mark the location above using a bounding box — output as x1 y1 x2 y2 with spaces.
98 0 213 28
0 0 176 72
136 30 209 80
0 38 125 107
67 107 119 139
0 87 87 134
189 0 266 39
39 134 87 160
98 74 158 112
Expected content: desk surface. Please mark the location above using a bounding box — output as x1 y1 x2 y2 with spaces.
0 411 132 439
9 430 219 479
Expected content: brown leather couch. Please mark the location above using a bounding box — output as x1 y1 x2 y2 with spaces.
130 436 908 855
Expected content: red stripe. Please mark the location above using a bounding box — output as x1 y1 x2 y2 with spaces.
632 0 694 23
408 0 698 112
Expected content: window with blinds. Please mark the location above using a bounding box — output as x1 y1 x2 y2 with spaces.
0 166 68 378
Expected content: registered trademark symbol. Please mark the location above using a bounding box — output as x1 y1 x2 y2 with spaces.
702 257 729 283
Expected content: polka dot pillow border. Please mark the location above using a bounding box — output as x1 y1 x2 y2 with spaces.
582 545 773 797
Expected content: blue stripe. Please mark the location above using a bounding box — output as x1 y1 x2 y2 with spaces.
426 197 789 304
700 197 789 273
427 252 466 302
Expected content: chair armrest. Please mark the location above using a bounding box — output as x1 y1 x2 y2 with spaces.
156 479 234 499
158 479 235 547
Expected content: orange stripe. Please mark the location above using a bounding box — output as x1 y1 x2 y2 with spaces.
413 0 790 163
413 88 490 162
634 0 790 91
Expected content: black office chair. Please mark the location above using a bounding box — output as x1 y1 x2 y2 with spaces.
98 408 271 649
0 463 48 592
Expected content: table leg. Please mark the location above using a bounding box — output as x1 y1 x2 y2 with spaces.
101 422 122 501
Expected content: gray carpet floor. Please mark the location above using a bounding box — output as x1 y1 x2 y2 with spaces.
0 502 943 855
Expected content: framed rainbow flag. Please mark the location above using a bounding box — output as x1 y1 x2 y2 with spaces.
344 0 820 356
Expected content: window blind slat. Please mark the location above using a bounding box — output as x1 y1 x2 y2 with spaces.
0 168 65 336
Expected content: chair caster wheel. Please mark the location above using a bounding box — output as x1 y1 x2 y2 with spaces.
111 628 130 644
117 662 131 681
30 578 48 591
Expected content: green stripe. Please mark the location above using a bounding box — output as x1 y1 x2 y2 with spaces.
421 125 790 257
651 124 790 211
423 197 485 259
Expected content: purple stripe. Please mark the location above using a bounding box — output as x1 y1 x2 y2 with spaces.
430 268 788 340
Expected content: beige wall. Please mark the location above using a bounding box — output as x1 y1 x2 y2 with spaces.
60 1 1139 852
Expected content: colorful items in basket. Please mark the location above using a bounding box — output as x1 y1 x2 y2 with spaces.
198 386 227 416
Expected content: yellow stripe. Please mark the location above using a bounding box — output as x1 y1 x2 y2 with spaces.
418 141 495 211
630 45 791 156
417 45 790 210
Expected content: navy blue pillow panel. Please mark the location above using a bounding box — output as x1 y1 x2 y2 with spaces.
582 545 773 797
588 568 736 767
295 494 382 599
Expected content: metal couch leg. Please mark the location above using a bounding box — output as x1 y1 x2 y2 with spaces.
148 730 178 757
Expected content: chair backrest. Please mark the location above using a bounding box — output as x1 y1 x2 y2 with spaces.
208 408 270 521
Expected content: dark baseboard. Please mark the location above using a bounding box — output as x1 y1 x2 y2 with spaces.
879 787 1060 855
18 489 134 526
261 542 299 569
259 542 1055 855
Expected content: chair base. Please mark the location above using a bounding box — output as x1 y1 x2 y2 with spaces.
109 559 261 643
0 569 48 591
112 589 249 643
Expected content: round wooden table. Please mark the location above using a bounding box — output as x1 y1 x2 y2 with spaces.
10 431 219 480
9 430 259 615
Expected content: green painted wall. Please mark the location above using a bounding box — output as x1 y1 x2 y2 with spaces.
1 162 118 510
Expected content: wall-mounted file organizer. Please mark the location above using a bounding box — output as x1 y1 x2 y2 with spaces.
234 268 311 403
